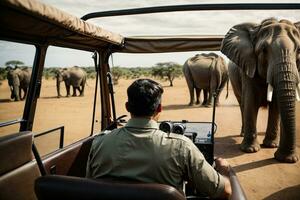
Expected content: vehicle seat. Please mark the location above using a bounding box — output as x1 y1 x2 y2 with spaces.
0 131 41 200
35 175 186 200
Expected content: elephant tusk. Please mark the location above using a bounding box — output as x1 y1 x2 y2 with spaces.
296 83 300 101
267 84 273 102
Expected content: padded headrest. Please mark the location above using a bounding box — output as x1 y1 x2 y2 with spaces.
35 175 186 200
0 131 33 175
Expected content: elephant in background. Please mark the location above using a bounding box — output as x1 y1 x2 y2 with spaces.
56 66 87 97
183 53 229 107
6 66 32 101
221 18 300 163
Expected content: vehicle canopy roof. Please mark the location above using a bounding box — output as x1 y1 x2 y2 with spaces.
0 0 223 53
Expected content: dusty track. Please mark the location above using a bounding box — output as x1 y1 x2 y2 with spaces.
0 78 299 199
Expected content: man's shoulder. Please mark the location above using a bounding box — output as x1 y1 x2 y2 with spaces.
157 130 194 145
92 129 119 143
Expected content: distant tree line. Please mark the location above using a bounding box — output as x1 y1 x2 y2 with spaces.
1 60 183 86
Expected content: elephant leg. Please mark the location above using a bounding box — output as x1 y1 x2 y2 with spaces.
10 88 15 99
262 101 279 148
66 84 71 97
20 89 24 100
188 86 195 106
215 92 221 106
195 88 200 105
239 103 244 137
240 79 260 153
72 86 77 96
21 88 27 100
204 86 214 107
202 89 208 105
80 83 85 96
241 103 260 152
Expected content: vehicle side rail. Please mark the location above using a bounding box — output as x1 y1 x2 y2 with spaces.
229 167 247 200
81 3 300 20
0 118 25 128
35 126 64 149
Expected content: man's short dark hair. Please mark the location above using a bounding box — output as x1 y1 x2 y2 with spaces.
127 79 164 117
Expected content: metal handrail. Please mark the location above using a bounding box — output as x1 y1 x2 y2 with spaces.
0 118 25 128
81 3 300 20
34 126 64 149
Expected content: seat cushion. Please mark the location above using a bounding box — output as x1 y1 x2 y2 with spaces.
0 131 33 175
35 175 186 200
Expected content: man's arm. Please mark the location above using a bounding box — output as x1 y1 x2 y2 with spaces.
214 158 232 199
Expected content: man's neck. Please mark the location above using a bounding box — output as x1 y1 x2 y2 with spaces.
130 114 159 121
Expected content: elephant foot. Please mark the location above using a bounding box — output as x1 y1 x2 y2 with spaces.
274 150 299 163
240 138 260 153
188 102 194 106
80 94 84 97
72 94 77 97
195 101 200 105
262 138 278 148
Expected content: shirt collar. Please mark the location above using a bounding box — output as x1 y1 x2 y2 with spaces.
125 118 159 129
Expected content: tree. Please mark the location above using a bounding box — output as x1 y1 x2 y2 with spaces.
151 62 182 86
5 60 24 67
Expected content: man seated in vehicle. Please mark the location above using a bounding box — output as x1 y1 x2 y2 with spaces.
86 78 232 199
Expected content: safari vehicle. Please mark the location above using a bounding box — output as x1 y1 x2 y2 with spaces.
1 0 299 199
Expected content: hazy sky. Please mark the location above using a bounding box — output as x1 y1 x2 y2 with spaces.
1 0 300 68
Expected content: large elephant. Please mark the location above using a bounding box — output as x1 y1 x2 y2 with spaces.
6 66 31 101
221 18 300 163
56 66 87 97
183 53 229 107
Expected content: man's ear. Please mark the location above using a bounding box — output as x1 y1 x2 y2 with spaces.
156 104 162 113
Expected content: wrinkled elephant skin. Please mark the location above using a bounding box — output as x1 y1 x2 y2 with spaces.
6 67 32 101
183 53 229 107
56 66 87 98
221 18 300 163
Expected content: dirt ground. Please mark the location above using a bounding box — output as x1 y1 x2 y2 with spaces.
0 78 300 199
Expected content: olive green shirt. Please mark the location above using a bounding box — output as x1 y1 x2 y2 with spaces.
86 118 225 197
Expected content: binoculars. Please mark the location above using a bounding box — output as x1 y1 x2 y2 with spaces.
159 121 186 135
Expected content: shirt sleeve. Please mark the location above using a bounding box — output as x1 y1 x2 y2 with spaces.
85 141 94 178
85 131 109 178
184 141 225 198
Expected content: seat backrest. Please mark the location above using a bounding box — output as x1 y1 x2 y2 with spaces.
0 131 41 200
35 175 186 200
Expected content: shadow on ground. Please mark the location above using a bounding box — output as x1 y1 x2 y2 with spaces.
39 96 83 99
214 133 279 173
263 184 300 200
39 96 60 99
163 104 211 111
0 98 12 103
214 134 244 159
232 158 278 173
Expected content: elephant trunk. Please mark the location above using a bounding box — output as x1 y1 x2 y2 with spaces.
13 85 20 101
274 62 297 156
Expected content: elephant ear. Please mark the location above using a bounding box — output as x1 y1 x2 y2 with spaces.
221 22 259 78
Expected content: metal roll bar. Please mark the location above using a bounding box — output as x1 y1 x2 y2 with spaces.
81 3 300 20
